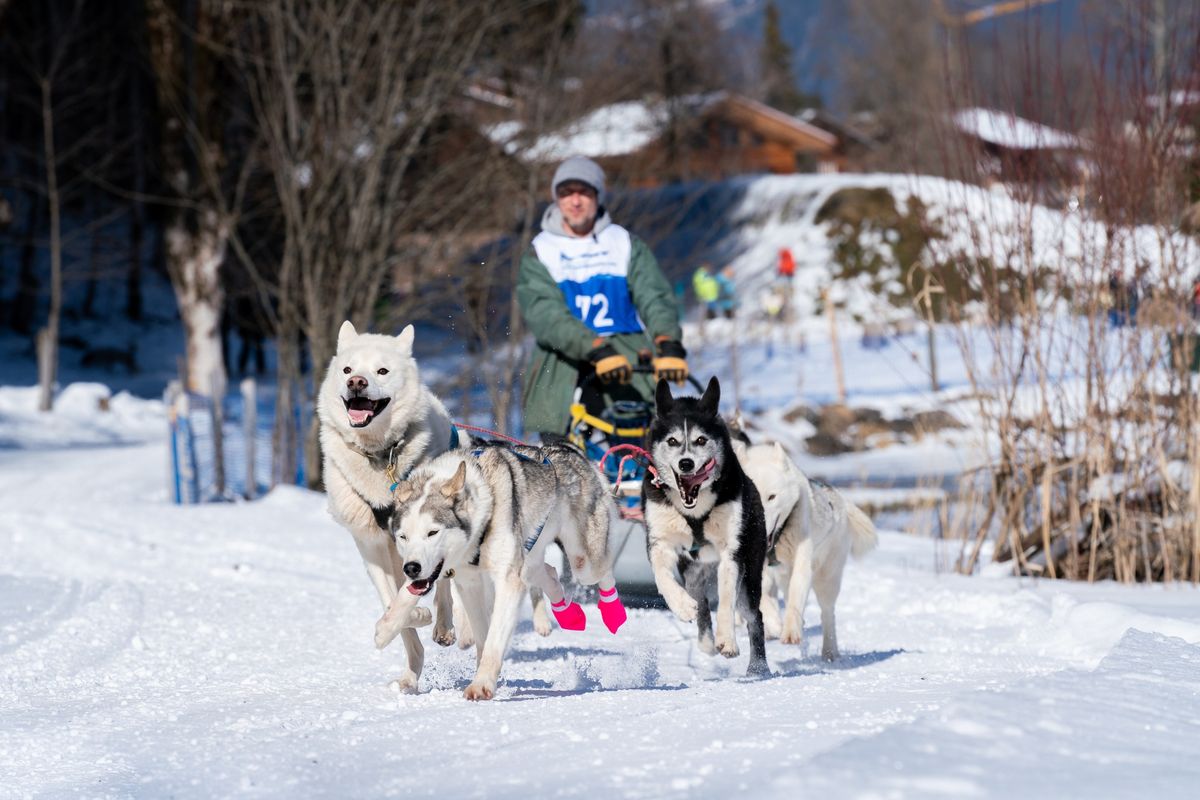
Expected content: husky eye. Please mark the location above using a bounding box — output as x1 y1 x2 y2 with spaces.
342 366 351 374
694 436 707 446
667 437 679 447
377 368 389 375
427 529 438 538
397 532 407 540
768 494 777 501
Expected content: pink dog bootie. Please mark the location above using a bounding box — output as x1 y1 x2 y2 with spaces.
597 586 627 634
551 597 587 631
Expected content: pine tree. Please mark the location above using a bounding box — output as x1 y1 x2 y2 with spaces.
761 1 805 112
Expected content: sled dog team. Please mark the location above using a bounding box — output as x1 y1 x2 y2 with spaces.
318 321 878 701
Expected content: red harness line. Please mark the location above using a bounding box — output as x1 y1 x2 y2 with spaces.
599 443 663 491
453 423 531 447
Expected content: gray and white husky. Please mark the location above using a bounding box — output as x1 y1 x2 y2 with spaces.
316 321 460 692
374 442 622 700
735 441 878 661
643 377 771 678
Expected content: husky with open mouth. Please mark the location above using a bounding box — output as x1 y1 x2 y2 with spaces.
642 377 770 678
374 442 623 700
316 321 461 693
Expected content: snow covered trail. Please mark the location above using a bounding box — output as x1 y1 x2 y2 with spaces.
3 440 1200 798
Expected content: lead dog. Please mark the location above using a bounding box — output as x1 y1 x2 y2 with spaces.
642 377 770 678
374 442 624 700
735 441 878 661
316 321 460 692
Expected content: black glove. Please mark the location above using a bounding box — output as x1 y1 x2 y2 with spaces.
654 339 689 384
587 343 633 384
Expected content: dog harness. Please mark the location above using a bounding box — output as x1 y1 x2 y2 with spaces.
468 447 555 555
339 424 464 532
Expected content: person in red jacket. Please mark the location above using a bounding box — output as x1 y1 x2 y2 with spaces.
778 247 795 280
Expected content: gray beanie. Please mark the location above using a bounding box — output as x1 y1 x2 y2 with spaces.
552 156 606 205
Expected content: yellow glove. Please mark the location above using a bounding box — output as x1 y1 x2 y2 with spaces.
653 339 689 385
587 343 633 384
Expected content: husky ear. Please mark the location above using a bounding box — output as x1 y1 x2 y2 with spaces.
773 441 787 463
441 461 467 497
731 438 748 461
396 324 415 356
394 480 415 503
655 379 674 416
698 376 720 416
337 320 358 351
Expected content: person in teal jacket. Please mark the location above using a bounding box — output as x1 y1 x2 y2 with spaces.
517 156 688 438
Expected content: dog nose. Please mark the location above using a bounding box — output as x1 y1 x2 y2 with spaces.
403 561 422 579
347 375 367 393
678 458 695 473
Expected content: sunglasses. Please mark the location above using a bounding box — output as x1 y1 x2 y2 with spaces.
555 182 597 199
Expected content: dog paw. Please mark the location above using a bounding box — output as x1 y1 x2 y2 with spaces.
463 681 495 701
716 636 740 658
779 627 804 646
745 660 773 679
533 616 553 637
668 593 698 623
408 607 433 628
821 647 839 662
697 632 717 656
389 673 419 695
457 632 475 650
433 626 456 647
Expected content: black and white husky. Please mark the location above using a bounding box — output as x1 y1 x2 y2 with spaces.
642 377 770 678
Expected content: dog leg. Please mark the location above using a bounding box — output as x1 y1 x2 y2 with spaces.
738 567 771 678
465 572 523 701
814 559 846 661
781 538 814 647
452 582 476 649
714 553 740 658
375 587 423 650
392 628 424 694
529 587 553 637
432 580 456 647
760 565 783 639
649 542 697 622
681 557 715 655
522 560 584 631
455 574 490 663
596 571 626 634
356 536 433 628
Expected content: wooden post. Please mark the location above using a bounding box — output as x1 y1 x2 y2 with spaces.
825 288 847 405
927 321 939 392
241 378 257 500
210 371 226 499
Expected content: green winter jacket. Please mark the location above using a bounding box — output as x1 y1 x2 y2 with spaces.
518 206 682 435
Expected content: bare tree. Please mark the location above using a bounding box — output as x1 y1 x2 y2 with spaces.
233 0 542 484
144 0 248 400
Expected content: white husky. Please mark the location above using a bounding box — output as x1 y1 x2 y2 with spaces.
735 441 878 661
316 321 460 692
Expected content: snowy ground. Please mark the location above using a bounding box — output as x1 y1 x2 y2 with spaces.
3 392 1200 798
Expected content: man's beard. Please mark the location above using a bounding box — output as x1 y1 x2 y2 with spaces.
565 212 596 236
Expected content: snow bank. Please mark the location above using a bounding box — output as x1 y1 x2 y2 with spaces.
0 383 165 450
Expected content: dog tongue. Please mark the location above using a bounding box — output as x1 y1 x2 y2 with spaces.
679 459 716 492
347 397 373 425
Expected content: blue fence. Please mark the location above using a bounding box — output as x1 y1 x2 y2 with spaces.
168 383 308 503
